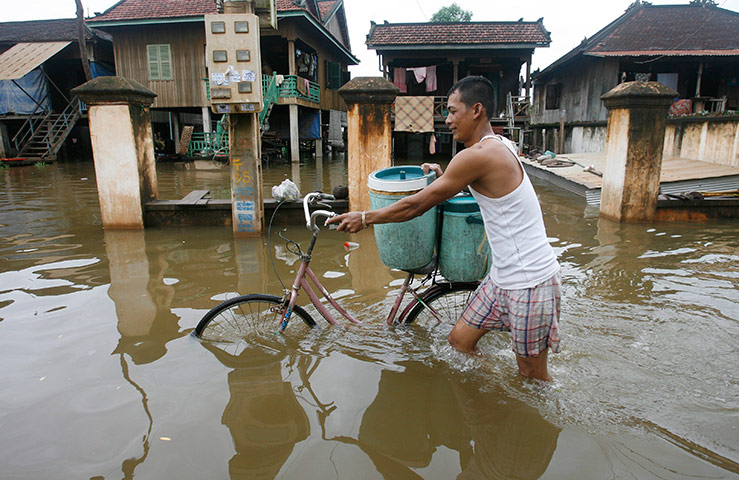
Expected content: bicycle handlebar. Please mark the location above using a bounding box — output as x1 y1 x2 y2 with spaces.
303 192 336 231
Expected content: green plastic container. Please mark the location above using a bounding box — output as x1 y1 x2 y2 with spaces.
439 195 491 282
368 166 437 271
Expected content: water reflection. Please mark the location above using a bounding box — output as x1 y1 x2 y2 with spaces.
105 230 184 364
201 340 310 479
355 361 560 479
104 230 188 478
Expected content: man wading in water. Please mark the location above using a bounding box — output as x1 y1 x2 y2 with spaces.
328 76 561 381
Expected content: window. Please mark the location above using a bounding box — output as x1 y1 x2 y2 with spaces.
147 44 173 81
545 83 560 110
325 60 346 90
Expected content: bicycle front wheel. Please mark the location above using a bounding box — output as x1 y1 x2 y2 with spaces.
194 294 316 341
404 283 479 327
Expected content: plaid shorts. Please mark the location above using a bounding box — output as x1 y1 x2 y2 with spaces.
459 271 561 357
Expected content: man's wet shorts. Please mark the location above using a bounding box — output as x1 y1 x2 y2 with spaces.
460 271 561 357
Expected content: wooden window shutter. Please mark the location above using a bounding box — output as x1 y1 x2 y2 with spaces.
147 45 160 80
545 83 560 110
326 61 341 90
159 45 172 80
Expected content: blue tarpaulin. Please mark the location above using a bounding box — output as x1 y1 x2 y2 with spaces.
0 68 50 115
90 62 114 78
275 111 321 140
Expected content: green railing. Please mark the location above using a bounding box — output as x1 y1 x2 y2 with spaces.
192 74 319 154
187 131 229 157
260 73 280 126
278 75 320 104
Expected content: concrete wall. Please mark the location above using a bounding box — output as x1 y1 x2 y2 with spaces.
664 117 739 167
534 116 739 168
532 57 619 125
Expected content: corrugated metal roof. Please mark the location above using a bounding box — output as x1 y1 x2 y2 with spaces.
0 41 71 81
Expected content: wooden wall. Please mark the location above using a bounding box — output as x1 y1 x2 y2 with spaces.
107 23 208 108
532 57 619 125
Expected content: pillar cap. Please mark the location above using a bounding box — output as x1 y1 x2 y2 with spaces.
601 81 678 109
339 77 400 105
72 76 157 106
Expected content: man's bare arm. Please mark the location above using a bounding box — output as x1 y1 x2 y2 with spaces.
327 152 484 233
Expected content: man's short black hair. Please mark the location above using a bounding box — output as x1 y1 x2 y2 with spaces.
447 76 495 120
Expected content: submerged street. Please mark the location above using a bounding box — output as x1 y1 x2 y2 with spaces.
1 158 737 479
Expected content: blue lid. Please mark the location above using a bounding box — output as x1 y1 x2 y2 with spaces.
443 194 480 213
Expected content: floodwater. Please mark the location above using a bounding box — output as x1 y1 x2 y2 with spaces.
1 157 737 480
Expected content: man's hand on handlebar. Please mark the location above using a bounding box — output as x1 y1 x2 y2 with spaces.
421 163 443 177
326 212 364 233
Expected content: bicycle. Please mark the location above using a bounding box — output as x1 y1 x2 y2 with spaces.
193 192 481 344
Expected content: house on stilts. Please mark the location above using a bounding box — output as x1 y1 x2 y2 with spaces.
87 0 357 162
0 18 114 164
365 19 550 160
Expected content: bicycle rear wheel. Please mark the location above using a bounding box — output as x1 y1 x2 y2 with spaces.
194 294 316 341
404 283 479 327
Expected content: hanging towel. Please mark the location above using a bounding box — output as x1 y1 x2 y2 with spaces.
425 66 437 92
394 96 434 133
410 67 427 83
393 67 407 93
429 133 437 155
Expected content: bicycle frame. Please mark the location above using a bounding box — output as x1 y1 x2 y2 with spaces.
278 193 442 331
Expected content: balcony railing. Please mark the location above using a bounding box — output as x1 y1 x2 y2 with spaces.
277 75 321 104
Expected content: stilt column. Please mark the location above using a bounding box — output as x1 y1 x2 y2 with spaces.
599 81 677 222
339 77 399 211
72 77 158 229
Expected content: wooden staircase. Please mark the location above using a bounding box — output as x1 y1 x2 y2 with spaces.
13 96 83 161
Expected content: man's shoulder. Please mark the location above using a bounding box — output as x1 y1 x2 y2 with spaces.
453 139 513 165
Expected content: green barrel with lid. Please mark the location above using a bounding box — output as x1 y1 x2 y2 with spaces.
368 166 437 271
439 194 491 282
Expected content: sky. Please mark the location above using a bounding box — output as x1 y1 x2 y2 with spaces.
2 0 738 76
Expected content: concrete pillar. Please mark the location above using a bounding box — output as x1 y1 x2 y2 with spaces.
339 77 399 211
202 106 212 133
599 81 677 222
229 112 264 236
72 77 158 229
315 110 323 162
289 104 300 163
0 122 8 157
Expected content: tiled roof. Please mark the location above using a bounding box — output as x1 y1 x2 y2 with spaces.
588 4 739 54
318 0 338 21
275 0 305 13
366 21 551 47
536 4 739 79
89 0 217 22
89 0 325 23
0 19 109 43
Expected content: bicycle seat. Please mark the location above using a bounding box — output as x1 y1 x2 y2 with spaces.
402 255 438 275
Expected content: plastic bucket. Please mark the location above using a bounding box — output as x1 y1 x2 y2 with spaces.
439 195 491 282
368 166 437 271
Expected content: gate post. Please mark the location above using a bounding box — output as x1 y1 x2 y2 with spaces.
599 81 677 222
73 77 158 229
339 77 399 211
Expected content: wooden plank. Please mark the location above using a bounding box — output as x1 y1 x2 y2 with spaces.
178 190 210 205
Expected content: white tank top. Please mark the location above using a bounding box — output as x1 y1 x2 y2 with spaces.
468 135 560 289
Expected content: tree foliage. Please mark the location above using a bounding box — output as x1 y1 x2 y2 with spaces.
430 3 473 23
